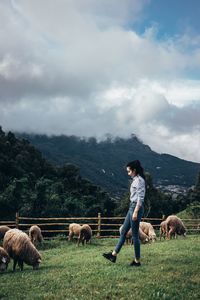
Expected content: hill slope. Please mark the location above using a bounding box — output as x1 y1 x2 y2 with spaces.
16 133 200 195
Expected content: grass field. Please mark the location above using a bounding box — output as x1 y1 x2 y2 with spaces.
0 235 200 300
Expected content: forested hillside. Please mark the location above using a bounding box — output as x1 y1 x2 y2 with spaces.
17 133 200 195
0 127 115 219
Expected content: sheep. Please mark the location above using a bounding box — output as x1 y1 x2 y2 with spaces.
140 221 157 242
159 220 168 240
0 247 10 272
29 225 43 244
119 225 149 244
3 229 42 271
139 228 150 244
165 215 186 240
77 224 92 246
0 225 11 240
68 223 82 241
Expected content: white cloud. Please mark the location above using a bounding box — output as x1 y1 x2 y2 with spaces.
0 1 200 162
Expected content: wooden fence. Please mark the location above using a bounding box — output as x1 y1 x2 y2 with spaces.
0 213 199 238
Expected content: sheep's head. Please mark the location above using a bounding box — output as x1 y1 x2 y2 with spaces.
33 258 41 270
150 235 157 242
0 257 10 272
177 227 186 236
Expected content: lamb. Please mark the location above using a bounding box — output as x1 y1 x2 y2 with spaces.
3 229 41 271
119 225 149 244
77 224 92 246
0 225 11 240
165 215 186 239
68 223 82 241
140 221 157 242
0 247 10 272
29 225 43 244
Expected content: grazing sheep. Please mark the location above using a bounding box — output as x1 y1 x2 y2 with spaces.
0 226 10 240
0 247 10 272
159 220 168 240
3 229 41 271
140 221 157 242
119 226 149 244
29 225 43 244
68 223 82 241
77 224 92 246
139 228 150 244
165 215 186 239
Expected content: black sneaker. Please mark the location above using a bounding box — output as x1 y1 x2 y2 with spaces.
129 260 141 267
103 251 117 263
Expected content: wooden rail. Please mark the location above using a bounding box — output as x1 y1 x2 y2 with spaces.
0 213 199 238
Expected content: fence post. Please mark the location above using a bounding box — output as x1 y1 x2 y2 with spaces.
162 215 166 221
97 213 101 238
15 212 19 229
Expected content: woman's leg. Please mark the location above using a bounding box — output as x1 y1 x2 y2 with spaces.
114 209 131 254
131 206 144 261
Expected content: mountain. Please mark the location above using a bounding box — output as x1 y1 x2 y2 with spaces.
16 133 200 196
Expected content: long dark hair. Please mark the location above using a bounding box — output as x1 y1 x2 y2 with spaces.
126 160 146 180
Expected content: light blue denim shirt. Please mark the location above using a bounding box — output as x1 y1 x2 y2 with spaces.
130 175 145 207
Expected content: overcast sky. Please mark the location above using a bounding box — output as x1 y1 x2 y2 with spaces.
1 0 200 163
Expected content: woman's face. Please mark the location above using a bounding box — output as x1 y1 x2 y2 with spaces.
127 166 136 177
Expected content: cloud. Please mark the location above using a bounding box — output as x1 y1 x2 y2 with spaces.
0 1 200 162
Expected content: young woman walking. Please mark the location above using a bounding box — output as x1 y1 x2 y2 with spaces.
103 160 146 266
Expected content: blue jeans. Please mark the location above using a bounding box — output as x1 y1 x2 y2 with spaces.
114 203 144 259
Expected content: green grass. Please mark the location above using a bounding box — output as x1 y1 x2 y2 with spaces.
0 235 200 300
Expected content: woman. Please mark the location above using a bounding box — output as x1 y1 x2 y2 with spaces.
103 160 146 266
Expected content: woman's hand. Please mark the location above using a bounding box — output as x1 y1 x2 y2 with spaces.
132 211 138 221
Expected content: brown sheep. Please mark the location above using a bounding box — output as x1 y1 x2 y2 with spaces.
68 223 82 241
0 247 10 272
140 221 157 242
0 226 11 240
159 220 168 240
165 215 186 239
29 225 43 244
3 229 42 271
119 226 149 244
77 224 92 246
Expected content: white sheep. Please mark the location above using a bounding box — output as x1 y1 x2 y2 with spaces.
68 223 82 241
140 221 157 242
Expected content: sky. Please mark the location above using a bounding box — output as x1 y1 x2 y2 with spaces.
1 0 200 163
